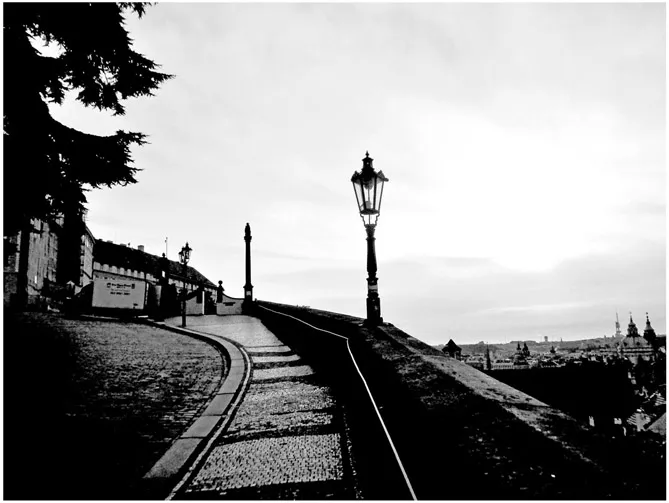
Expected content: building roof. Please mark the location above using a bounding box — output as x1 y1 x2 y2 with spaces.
621 314 652 349
444 339 461 352
646 413 666 436
93 240 216 289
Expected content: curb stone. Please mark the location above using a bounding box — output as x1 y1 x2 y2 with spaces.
138 319 252 499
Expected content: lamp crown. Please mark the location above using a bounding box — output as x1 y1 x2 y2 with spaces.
362 151 374 171
179 241 192 264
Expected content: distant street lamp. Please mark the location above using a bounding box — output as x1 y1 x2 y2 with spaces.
178 242 192 328
351 151 389 327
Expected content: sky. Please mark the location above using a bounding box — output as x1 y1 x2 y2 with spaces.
45 2 665 346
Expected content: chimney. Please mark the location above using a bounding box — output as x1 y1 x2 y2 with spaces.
138 245 145 252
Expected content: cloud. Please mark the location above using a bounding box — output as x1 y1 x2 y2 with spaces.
41 3 663 347
479 302 598 315
379 245 665 345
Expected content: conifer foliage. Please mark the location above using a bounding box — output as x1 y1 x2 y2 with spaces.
3 2 173 235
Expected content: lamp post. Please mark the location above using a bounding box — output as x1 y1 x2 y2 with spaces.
178 242 192 328
351 151 389 327
243 223 253 314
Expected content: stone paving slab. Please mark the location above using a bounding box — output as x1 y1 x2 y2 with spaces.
253 354 301 364
185 434 344 493
246 345 292 353
229 359 245 371
253 365 315 381
226 367 245 380
145 438 203 479
226 380 336 437
172 315 256 327
167 316 283 348
237 381 336 413
218 378 244 395
182 416 221 439
201 393 234 417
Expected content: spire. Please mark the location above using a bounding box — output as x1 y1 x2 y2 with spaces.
615 311 622 337
644 312 657 345
627 313 640 338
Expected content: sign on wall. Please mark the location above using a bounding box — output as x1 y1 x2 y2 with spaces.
92 278 146 310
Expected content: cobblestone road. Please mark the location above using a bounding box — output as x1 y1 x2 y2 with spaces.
166 315 356 499
4 312 225 500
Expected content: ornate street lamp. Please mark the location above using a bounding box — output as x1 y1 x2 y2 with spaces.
351 151 389 327
178 242 192 327
243 223 253 314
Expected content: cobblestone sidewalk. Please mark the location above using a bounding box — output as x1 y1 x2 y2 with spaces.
166 315 355 499
4 313 225 500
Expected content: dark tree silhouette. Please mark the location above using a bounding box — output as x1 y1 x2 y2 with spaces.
3 2 173 235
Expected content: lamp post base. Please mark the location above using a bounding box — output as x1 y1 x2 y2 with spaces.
181 290 187 328
365 294 382 327
362 318 384 328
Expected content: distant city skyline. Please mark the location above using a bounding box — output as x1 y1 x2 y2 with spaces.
43 3 665 345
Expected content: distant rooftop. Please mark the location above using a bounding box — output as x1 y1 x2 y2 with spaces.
93 240 216 289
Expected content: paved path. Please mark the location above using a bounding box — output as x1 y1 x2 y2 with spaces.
164 315 356 499
4 312 224 500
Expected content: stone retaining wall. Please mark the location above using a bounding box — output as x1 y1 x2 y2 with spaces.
254 301 665 499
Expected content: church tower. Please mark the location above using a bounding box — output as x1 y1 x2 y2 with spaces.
620 313 654 365
627 313 640 338
643 312 657 348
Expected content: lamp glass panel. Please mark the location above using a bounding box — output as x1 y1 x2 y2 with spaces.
363 179 373 212
353 179 365 213
377 179 385 214
353 165 386 225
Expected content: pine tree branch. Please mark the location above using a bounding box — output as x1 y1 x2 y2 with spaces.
3 2 173 236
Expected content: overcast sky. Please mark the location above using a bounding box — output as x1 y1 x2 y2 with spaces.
48 2 665 345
